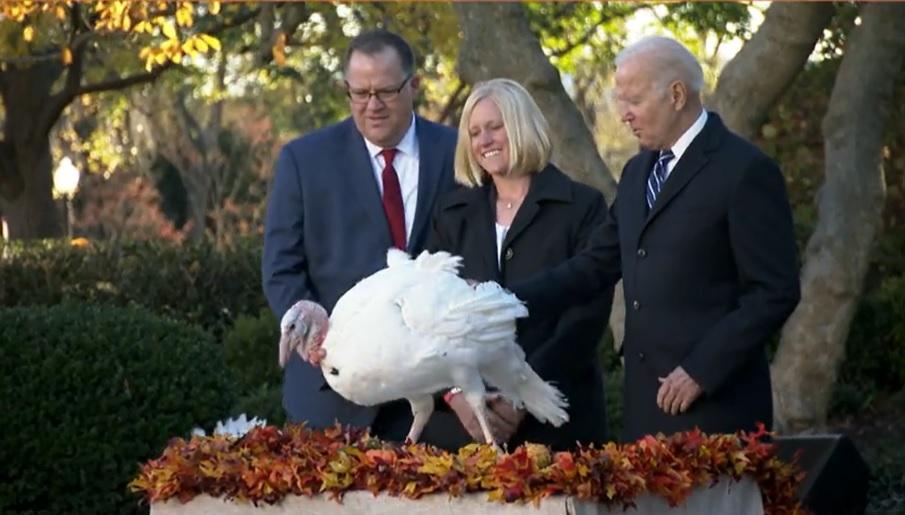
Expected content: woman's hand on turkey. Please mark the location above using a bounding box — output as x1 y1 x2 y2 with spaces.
447 394 486 441
486 393 525 442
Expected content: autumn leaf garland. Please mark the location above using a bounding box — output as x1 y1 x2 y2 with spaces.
130 423 805 514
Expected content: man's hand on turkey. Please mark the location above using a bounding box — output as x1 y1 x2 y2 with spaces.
279 301 329 367
313 248 570 447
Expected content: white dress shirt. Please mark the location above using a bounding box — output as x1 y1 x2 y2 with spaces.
495 222 509 269
364 114 419 243
664 109 708 180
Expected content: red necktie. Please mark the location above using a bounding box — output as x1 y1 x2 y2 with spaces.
379 148 406 250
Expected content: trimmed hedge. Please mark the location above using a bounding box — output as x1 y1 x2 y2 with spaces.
832 273 905 414
0 304 235 514
223 308 285 426
0 239 266 337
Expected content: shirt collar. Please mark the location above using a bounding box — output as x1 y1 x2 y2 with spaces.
363 113 418 158
668 109 707 161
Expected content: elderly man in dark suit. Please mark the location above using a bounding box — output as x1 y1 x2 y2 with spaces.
511 36 800 442
262 29 459 446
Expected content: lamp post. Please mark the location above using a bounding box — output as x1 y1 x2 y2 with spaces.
53 157 81 240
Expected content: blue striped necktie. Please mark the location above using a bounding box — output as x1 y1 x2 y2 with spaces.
646 149 675 209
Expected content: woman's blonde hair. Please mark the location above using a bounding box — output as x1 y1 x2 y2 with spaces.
454 78 552 187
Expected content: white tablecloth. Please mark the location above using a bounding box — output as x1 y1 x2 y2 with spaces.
152 476 764 515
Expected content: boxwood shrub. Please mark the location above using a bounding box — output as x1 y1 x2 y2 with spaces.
0 303 235 514
0 239 266 337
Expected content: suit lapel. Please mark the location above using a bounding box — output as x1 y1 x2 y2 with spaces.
502 165 571 251
340 120 393 245
641 113 722 232
477 186 503 280
409 118 446 253
643 148 708 227
624 151 657 251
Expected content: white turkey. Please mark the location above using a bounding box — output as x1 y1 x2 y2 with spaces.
278 248 569 446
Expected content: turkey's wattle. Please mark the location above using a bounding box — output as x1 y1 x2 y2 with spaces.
278 300 328 368
282 249 569 446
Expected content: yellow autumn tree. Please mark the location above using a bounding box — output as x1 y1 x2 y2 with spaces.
0 0 250 239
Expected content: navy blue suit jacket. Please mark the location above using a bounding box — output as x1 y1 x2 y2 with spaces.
262 116 457 429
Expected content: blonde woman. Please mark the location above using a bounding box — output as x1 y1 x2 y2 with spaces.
427 78 613 450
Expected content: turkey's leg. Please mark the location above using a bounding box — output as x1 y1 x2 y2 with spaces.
462 390 497 448
405 395 435 444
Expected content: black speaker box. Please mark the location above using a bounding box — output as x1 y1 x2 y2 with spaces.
773 434 870 515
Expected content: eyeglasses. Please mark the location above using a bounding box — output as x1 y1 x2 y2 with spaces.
345 75 412 104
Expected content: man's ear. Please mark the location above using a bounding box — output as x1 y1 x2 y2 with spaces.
670 80 687 111
409 75 421 92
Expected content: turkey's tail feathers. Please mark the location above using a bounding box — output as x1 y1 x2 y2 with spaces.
457 281 528 317
483 359 569 428
413 250 462 274
386 248 413 268
450 281 528 342
387 249 465 275
516 366 570 427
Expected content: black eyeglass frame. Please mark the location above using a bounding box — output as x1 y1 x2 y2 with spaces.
345 74 413 104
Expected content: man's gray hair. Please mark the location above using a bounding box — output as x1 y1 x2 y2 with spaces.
615 36 704 96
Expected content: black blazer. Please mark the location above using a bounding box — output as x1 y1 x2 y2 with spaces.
511 114 801 442
427 165 614 450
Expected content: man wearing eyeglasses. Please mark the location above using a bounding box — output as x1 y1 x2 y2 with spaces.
262 29 462 447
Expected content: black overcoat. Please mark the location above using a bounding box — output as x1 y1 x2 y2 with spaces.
428 165 613 450
511 114 800 442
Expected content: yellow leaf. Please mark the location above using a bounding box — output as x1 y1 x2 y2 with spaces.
123 14 131 32
161 20 177 40
61 46 73 65
200 34 220 52
176 6 192 28
54 5 67 20
23 25 35 42
193 36 208 53
135 20 152 34
272 31 286 66
209 1 221 15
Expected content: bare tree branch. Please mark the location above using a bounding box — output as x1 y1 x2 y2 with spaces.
436 80 468 126
709 2 835 139
255 3 310 67
549 20 603 59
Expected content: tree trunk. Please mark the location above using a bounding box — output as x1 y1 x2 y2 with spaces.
771 3 905 433
0 63 65 239
709 3 835 139
453 2 616 202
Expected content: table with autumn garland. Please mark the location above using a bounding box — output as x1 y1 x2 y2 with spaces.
130 424 805 515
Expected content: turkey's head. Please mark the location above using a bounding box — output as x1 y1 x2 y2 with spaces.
278 300 329 368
